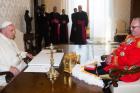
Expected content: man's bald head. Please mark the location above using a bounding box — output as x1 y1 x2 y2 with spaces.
131 17 140 37
78 5 82 12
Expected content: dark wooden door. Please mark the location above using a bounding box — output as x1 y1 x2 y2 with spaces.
131 0 140 20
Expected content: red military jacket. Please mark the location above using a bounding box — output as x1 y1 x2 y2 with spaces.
104 35 140 82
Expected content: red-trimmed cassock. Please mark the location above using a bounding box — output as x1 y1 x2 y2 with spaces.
60 14 69 43
70 12 78 43
71 11 88 44
50 12 60 44
104 35 140 82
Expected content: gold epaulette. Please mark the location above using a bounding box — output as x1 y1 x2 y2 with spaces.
137 40 140 48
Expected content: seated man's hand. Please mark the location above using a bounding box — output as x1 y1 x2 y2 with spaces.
105 55 112 65
9 66 20 76
26 53 33 59
84 64 96 70
84 62 98 71
99 74 111 79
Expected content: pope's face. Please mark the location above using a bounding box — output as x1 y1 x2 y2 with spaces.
131 19 140 38
3 24 16 39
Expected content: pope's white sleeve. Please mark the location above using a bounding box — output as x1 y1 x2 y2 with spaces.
20 51 27 58
0 56 10 72
12 40 27 58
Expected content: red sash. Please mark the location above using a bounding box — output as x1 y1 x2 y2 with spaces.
77 20 86 42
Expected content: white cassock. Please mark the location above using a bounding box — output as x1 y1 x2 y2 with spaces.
0 33 27 72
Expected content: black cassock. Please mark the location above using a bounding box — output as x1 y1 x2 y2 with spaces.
71 11 88 44
60 14 69 43
50 12 60 44
70 12 77 43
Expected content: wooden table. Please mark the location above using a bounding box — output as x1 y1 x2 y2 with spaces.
1 44 117 93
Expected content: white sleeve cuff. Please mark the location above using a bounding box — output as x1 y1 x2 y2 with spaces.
20 52 27 58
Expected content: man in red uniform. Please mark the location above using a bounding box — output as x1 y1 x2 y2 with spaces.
85 18 140 82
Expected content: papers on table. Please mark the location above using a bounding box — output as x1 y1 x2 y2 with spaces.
41 49 57 54
28 50 64 66
24 49 64 73
24 65 50 73
0 75 7 87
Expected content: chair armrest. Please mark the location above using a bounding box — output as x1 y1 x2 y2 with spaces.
0 71 9 75
0 72 14 83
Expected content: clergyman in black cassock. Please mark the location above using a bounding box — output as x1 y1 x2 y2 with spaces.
50 6 61 44
70 8 78 43
60 9 69 43
76 5 88 44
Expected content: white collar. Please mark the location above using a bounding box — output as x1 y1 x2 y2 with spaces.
0 33 13 45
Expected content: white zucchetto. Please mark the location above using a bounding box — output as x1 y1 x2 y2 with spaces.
0 21 12 29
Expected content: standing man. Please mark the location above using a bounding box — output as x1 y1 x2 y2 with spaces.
37 4 50 52
70 8 78 43
60 9 69 43
0 21 33 76
50 6 60 44
76 5 88 44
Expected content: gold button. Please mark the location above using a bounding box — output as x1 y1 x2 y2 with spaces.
120 52 125 56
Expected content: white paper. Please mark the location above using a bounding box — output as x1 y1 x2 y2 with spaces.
28 51 64 67
41 49 57 54
24 65 50 72
24 50 64 72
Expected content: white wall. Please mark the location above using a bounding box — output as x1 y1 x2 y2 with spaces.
0 0 130 48
91 0 131 43
113 0 131 30
57 0 131 43
44 0 62 13
0 0 33 50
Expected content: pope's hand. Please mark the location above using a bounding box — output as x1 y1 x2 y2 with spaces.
9 66 20 76
26 53 33 59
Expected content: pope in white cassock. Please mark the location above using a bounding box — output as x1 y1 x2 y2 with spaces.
0 21 33 76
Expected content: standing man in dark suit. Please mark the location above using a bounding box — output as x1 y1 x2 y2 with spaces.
36 4 50 52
